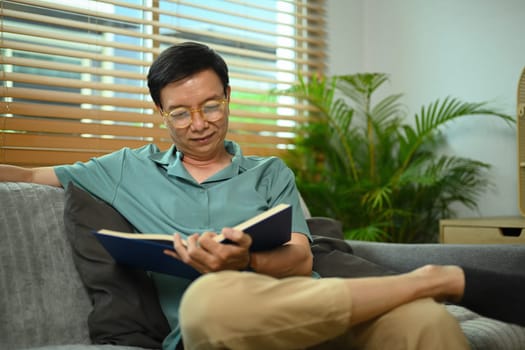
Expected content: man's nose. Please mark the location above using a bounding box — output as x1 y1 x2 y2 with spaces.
189 109 208 130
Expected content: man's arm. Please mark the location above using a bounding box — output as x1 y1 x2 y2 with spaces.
168 230 313 278
0 165 62 187
249 232 313 277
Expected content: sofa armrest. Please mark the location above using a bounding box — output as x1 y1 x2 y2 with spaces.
348 240 525 274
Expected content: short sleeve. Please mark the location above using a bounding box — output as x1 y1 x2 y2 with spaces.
54 147 132 205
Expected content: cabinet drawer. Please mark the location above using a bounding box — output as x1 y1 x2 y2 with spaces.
440 217 525 244
441 226 525 244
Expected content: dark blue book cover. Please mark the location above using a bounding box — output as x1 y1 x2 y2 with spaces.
92 204 292 279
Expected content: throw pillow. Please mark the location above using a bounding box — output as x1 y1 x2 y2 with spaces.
308 217 396 278
63 182 171 348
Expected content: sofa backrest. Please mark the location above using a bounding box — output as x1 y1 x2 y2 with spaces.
0 182 92 348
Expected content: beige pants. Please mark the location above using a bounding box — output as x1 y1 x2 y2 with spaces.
179 271 469 350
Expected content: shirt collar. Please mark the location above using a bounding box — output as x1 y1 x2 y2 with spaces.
148 140 245 181
149 144 179 166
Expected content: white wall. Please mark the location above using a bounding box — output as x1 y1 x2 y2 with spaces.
327 0 525 218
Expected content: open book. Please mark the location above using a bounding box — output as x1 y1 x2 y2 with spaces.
92 203 292 279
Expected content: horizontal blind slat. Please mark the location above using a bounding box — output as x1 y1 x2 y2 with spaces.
5 3 324 52
1 33 147 66
0 146 287 166
5 72 146 94
1 133 289 157
1 0 327 166
3 133 159 151
2 44 322 81
1 121 294 146
4 102 153 123
1 148 111 166
2 87 314 115
2 43 321 83
1 115 296 137
4 87 152 109
1 55 146 80
2 117 166 139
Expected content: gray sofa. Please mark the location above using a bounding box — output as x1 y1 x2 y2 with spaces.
1 182 525 350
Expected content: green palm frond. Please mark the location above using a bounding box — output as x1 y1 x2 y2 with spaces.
396 97 513 178
361 186 393 211
415 98 510 136
277 72 514 243
370 93 405 128
345 224 389 242
337 73 390 104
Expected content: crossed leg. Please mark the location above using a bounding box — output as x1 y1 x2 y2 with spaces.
179 265 468 350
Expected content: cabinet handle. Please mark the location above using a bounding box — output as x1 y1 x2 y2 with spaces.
500 227 523 237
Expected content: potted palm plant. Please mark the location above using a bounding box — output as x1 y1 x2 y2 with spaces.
281 73 514 242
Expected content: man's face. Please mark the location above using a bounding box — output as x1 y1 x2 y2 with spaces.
158 69 230 161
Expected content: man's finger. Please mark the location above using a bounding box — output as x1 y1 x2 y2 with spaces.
221 227 252 248
173 233 190 258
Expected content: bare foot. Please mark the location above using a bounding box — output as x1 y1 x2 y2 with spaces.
411 265 465 302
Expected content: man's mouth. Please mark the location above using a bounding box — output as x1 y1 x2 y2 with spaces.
192 134 213 143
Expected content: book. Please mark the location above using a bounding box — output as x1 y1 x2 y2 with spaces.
92 203 292 279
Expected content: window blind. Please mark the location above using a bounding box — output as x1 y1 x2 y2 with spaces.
0 0 326 166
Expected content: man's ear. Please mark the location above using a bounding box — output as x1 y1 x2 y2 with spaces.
155 105 168 127
226 86 231 101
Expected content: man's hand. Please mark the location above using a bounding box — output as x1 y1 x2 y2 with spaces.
164 228 252 274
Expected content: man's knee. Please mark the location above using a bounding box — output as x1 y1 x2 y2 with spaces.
352 298 468 350
384 298 463 336
180 271 241 331
179 270 259 348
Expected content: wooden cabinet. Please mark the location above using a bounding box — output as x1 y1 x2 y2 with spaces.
439 217 525 244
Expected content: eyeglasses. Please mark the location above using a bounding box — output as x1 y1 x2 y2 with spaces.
161 98 228 128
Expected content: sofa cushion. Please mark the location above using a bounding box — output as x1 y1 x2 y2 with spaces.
0 182 92 349
446 304 525 350
307 216 345 240
31 346 144 350
308 217 395 278
63 182 170 348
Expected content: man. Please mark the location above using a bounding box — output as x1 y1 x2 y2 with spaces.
0 42 470 349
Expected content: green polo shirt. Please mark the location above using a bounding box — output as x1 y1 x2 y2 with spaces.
54 140 311 349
